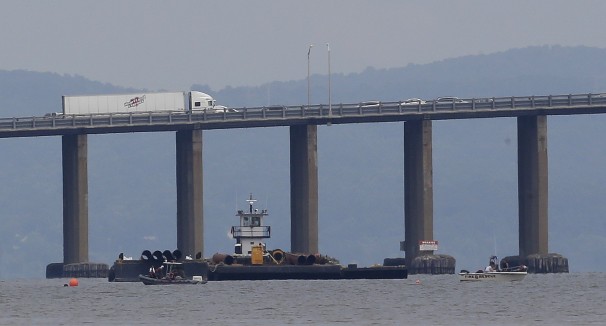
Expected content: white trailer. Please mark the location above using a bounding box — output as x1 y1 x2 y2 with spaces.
61 91 216 115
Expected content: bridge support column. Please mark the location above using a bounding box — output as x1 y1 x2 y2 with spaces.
176 130 203 258
404 120 447 273
517 115 548 257
62 134 89 264
290 125 319 254
516 116 567 273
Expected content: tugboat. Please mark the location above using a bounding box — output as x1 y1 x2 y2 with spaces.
229 194 276 265
211 194 286 267
207 193 408 281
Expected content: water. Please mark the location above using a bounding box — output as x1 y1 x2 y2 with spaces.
1 273 604 325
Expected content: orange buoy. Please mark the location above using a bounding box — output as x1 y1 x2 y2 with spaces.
69 278 79 287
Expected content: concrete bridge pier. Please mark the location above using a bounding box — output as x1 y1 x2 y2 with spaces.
62 134 89 264
176 130 204 259
403 120 455 274
47 134 99 278
516 115 568 273
289 125 319 254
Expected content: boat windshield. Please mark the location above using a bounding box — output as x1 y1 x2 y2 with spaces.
165 263 185 279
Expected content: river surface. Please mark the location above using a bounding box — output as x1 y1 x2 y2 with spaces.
1 273 604 325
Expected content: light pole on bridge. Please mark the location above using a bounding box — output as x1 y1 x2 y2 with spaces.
308 44 313 109
326 42 332 125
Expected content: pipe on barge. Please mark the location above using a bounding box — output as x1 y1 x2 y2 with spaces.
271 249 285 263
285 252 307 265
212 253 235 265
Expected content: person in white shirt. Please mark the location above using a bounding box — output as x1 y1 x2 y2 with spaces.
484 261 497 272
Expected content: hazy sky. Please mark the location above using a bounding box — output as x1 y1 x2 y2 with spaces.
2 1 606 91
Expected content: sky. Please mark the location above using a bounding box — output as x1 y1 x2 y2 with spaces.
2 1 606 92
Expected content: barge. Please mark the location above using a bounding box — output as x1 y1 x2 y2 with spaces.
107 194 407 282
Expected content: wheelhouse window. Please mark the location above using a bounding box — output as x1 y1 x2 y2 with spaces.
251 216 260 227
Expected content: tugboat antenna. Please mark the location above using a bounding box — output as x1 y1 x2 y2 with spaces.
246 193 257 213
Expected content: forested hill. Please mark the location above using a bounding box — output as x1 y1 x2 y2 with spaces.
197 45 606 107
4 45 606 116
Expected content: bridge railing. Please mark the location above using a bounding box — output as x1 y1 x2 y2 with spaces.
1 92 605 132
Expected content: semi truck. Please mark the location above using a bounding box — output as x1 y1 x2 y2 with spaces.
60 91 218 115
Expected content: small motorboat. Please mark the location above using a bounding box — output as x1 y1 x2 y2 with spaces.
458 270 527 282
458 256 527 282
140 261 207 285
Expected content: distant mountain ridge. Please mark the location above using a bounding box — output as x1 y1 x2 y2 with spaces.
197 45 606 107
1 45 605 278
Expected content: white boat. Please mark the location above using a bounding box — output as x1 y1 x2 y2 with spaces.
459 256 527 282
458 270 527 282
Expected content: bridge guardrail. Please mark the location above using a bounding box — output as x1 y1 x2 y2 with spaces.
1 93 605 134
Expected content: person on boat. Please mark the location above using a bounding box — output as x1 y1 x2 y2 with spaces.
148 266 156 278
153 265 164 279
484 261 497 272
500 260 510 271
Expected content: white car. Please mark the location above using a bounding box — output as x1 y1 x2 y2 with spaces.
435 96 467 103
361 100 381 107
211 105 239 113
402 98 426 105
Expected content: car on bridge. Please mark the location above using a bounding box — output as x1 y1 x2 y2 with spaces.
211 105 239 113
435 96 467 103
361 101 381 107
402 98 426 105
44 112 62 117
264 105 287 111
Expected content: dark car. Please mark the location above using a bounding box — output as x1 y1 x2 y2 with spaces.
265 105 287 111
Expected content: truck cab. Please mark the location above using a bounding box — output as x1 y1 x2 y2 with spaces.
189 91 216 112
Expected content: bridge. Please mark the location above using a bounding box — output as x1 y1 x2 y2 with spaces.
2 93 606 137
4 92 603 273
